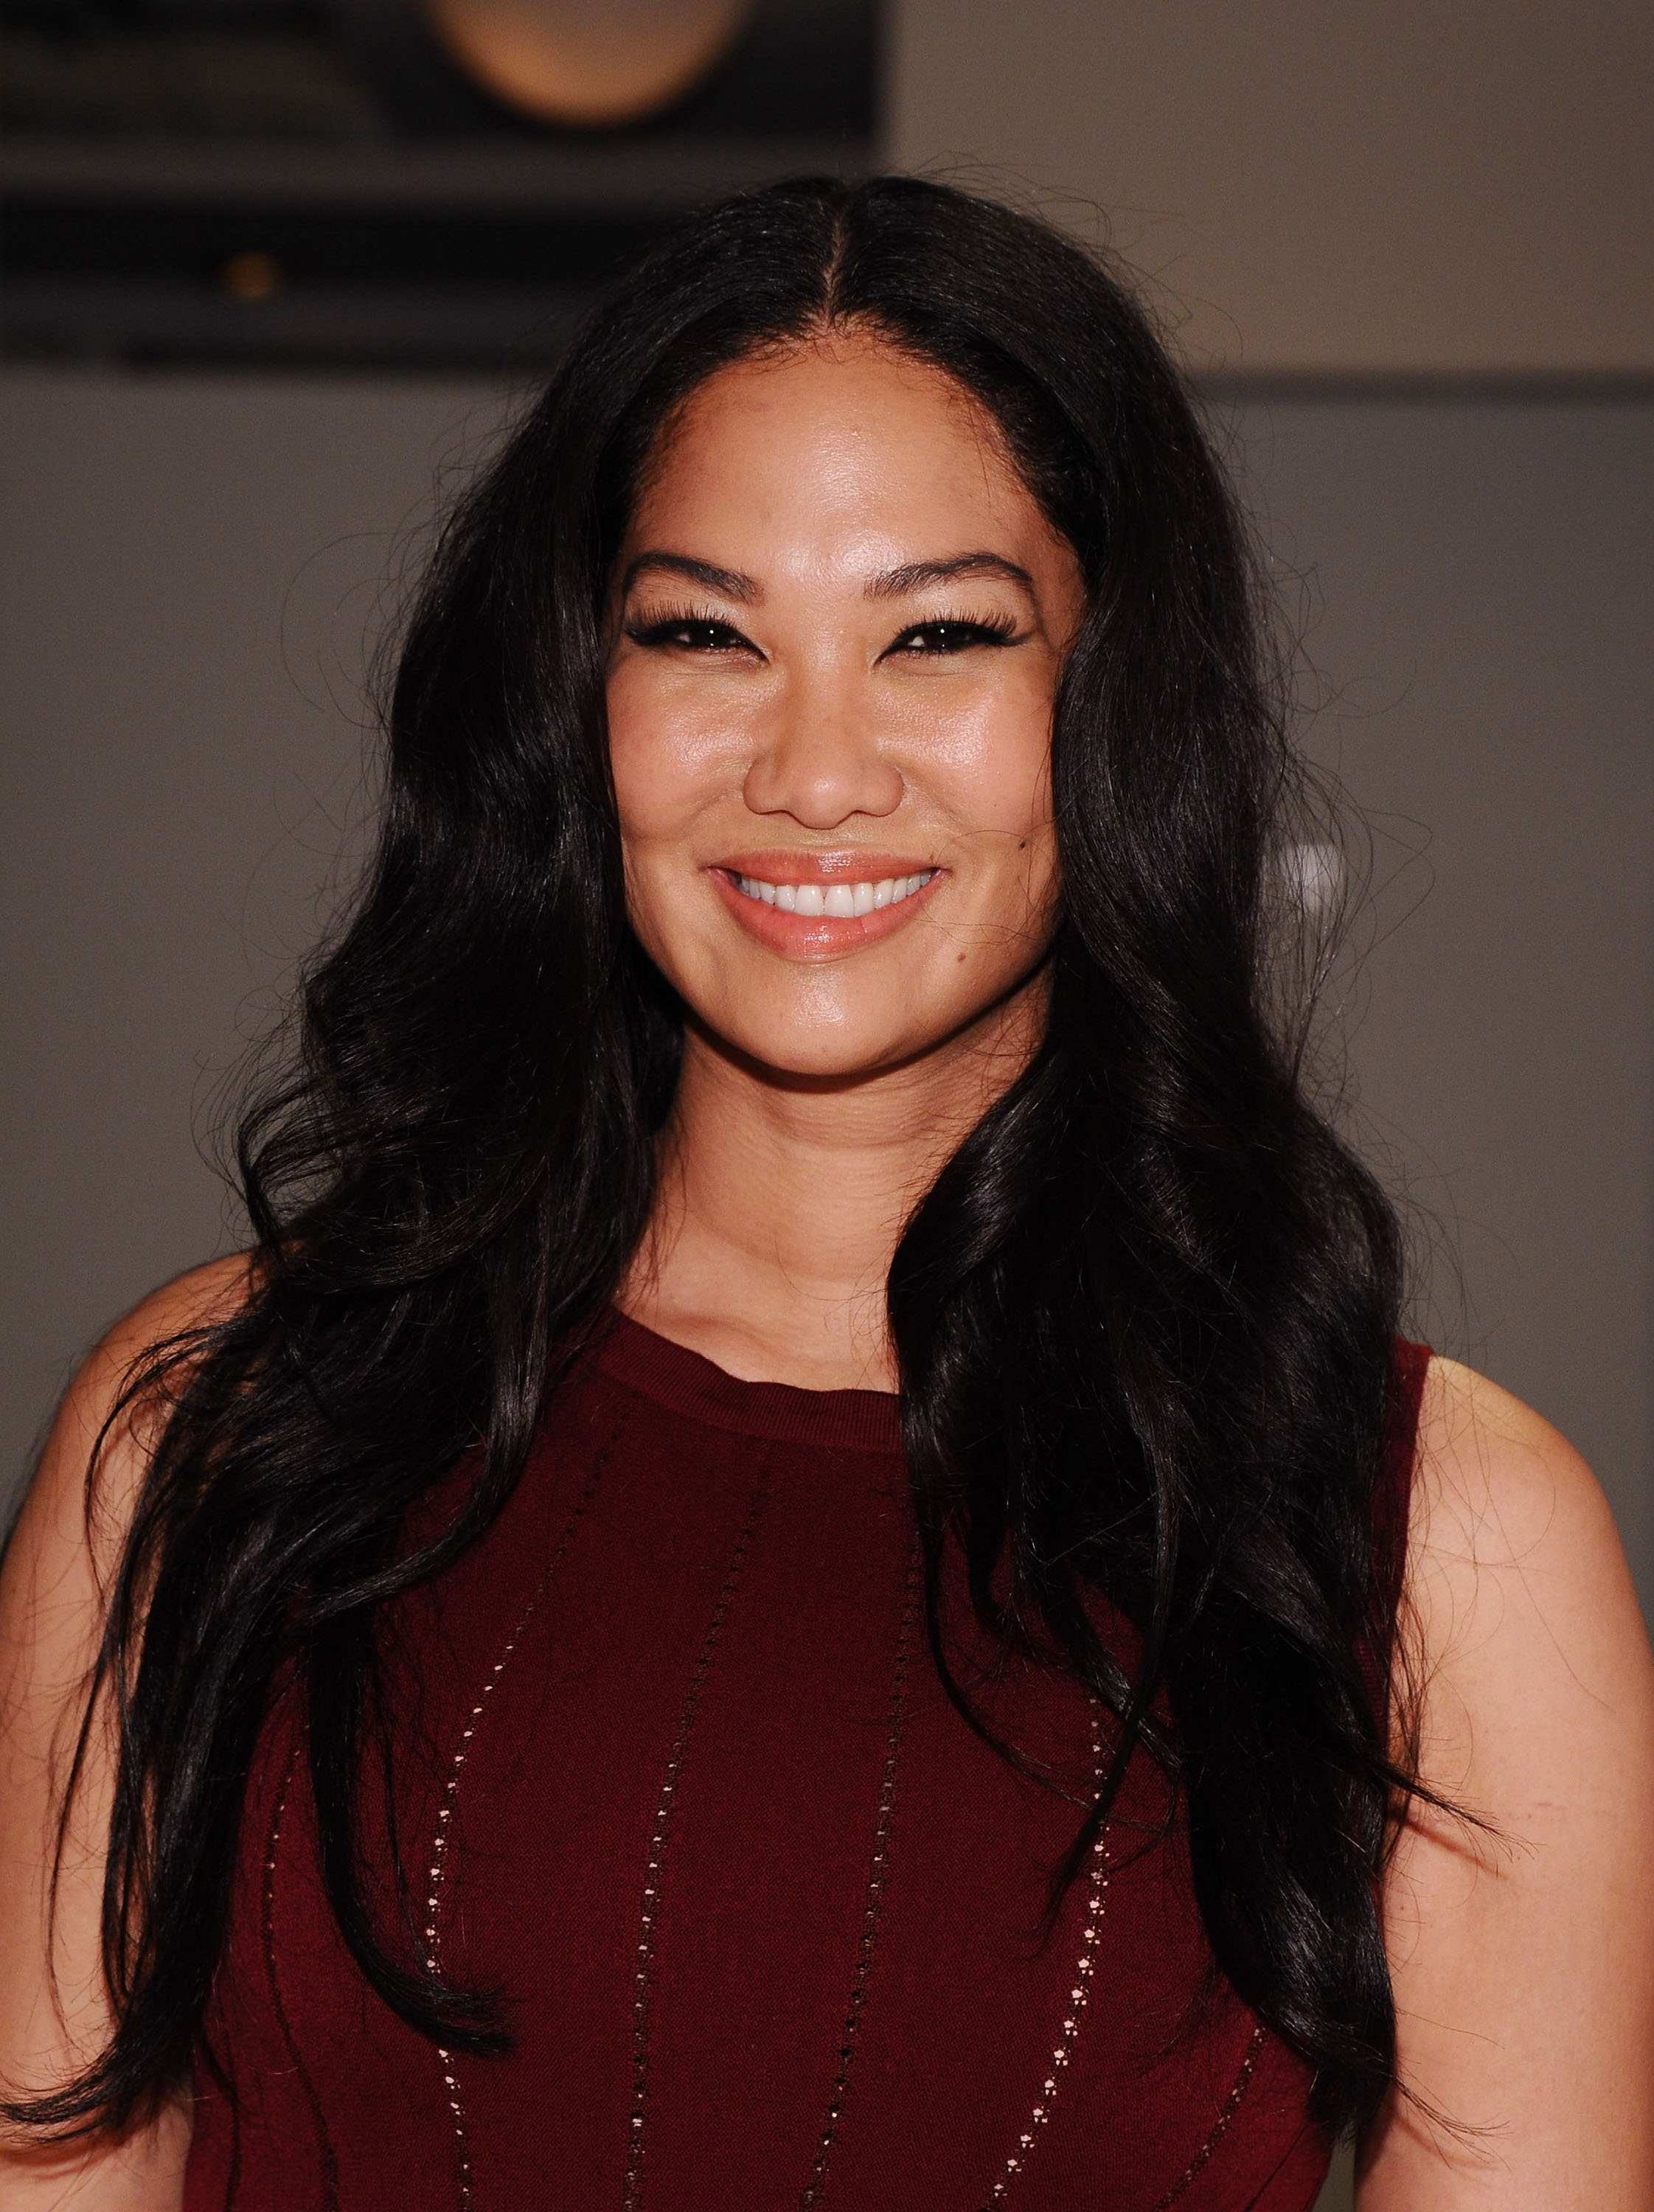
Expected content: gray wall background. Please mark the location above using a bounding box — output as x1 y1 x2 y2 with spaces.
892 0 1654 377
6 373 1650 1618
3 372 511 1481
3 369 1651 2212
5 13 1650 2208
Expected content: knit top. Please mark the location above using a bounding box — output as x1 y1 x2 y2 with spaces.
184 1312 1428 2211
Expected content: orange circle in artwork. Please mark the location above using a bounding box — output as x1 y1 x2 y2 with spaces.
424 0 755 128
220 251 284 302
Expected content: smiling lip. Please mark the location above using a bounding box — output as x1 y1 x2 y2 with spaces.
709 851 942 955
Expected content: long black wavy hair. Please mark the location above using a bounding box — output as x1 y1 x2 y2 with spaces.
24 175 1412 2142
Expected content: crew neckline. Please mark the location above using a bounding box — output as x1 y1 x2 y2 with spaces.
594 1307 903 1455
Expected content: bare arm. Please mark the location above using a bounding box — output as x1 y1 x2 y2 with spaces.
1359 1357 1654 2208
0 1258 249 2208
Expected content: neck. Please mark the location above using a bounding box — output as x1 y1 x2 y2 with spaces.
619 978 1046 1391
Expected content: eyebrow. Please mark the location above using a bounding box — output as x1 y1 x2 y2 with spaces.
865 553 1035 600
620 551 760 603
622 548 1038 608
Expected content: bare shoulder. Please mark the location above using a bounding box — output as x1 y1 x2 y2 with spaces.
13 1253 254 1576
2 1252 254 1755
1414 1353 1625 1566
1359 1357 1654 2208
46 1248 255 1470
1404 1356 1653 1782
0 1256 251 2192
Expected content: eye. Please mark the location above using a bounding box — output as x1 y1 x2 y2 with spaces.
624 610 754 655
885 614 1021 658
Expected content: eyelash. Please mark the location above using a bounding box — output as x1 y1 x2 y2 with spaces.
888 611 1020 655
622 605 1022 655
623 606 751 653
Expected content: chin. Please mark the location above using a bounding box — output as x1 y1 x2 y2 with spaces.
723 1027 922 1084
682 988 922 1079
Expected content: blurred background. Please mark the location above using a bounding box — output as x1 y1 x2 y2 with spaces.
2 15 1651 2193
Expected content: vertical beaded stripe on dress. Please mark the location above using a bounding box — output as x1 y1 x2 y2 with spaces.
184 1315 1428 2212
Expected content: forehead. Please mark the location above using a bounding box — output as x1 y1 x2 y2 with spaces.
627 333 1044 558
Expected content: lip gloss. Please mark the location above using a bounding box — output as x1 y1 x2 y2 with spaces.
708 852 942 957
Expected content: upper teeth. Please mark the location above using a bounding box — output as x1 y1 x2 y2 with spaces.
734 871 935 917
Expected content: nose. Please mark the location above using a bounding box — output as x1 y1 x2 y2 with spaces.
740 664 904 830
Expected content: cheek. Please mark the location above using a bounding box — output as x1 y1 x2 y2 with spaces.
605 682 682 971
605 672 756 992
938 681 1061 936
606 669 743 858
905 672 1056 842
607 673 684 837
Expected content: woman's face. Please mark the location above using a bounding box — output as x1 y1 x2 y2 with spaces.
605 331 1086 1082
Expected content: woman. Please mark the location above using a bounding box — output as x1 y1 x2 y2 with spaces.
2 177 1651 2210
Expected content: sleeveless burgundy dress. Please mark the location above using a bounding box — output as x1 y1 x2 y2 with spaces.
185 1315 1428 2211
